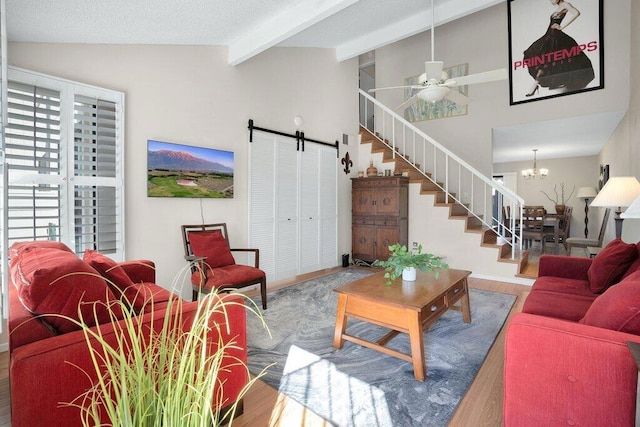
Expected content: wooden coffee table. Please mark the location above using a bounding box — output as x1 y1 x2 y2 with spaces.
333 268 471 381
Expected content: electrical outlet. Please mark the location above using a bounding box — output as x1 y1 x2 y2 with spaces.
413 241 418 248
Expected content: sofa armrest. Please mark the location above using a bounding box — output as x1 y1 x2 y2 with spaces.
504 312 639 426
10 294 247 427
538 254 592 280
119 259 155 283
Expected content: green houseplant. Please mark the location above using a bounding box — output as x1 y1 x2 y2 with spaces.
375 243 448 285
63 265 270 427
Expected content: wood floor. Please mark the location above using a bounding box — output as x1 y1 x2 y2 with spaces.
0 267 530 427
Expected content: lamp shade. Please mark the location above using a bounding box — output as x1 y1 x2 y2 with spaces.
621 195 640 218
576 186 598 199
590 177 640 209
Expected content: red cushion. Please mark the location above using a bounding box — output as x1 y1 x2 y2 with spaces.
191 264 265 290
522 290 597 321
622 242 640 280
530 276 594 297
581 273 640 334
10 247 122 333
83 249 135 294
587 238 638 293
188 230 235 268
122 282 173 313
9 241 74 282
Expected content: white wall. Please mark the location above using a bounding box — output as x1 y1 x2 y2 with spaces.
7 43 359 299
598 0 640 244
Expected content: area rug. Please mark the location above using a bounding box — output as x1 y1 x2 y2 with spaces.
246 269 516 426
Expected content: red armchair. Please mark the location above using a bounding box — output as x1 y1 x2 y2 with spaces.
181 223 267 309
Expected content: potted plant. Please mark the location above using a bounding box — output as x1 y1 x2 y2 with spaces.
541 182 575 214
375 243 448 285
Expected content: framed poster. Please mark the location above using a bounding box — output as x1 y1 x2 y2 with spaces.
403 63 468 122
507 0 604 105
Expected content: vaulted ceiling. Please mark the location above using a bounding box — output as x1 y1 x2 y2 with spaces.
6 0 501 65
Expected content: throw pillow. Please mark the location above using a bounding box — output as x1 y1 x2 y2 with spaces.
587 238 638 293
621 242 640 280
9 241 74 286
11 247 123 334
188 230 236 268
83 249 135 294
581 272 640 334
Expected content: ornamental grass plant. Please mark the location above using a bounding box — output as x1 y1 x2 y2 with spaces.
60 264 269 427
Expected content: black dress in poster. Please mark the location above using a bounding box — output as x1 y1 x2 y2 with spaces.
508 0 604 105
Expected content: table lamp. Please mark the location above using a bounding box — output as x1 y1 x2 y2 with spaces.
576 186 598 238
590 176 640 239
621 194 640 219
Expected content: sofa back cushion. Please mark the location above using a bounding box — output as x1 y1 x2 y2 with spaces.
11 246 122 334
621 242 640 280
188 230 236 268
588 238 638 293
581 270 640 334
83 249 135 294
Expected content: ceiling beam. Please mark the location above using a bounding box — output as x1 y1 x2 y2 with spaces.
335 0 503 62
228 0 360 66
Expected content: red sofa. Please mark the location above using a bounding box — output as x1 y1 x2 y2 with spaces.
8 241 248 427
504 239 640 426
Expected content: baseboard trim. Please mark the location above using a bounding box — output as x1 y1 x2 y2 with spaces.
470 272 534 287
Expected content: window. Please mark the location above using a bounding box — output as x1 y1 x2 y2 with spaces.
2 67 125 261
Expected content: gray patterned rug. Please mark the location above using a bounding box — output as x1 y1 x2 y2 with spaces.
246 269 516 426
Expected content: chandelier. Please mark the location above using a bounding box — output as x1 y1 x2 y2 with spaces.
521 149 548 179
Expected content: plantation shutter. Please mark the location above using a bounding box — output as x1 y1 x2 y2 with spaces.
0 0 8 323
2 67 125 273
5 81 63 243
73 95 121 255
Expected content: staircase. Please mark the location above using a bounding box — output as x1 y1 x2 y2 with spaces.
359 89 531 278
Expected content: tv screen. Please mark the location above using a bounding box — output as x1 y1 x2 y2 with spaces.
147 140 234 198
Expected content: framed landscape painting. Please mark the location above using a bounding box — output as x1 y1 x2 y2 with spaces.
147 140 234 198
507 0 604 105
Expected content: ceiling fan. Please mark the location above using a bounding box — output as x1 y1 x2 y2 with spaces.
369 0 507 108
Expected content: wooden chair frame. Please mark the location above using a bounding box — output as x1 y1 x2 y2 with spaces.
181 223 267 309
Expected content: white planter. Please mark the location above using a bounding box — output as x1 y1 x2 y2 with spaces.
402 266 417 281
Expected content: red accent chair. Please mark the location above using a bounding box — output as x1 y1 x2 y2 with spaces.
181 223 267 309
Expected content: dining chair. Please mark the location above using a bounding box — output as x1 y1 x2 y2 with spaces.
565 209 611 256
181 223 267 309
544 207 572 252
522 206 547 251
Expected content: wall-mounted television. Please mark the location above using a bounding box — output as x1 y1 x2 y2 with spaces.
147 140 234 198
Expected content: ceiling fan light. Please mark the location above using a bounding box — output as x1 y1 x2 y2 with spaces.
417 86 449 103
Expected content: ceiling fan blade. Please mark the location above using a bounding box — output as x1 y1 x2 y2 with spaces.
369 85 422 93
445 68 508 87
444 89 470 106
397 94 419 110
424 61 444 82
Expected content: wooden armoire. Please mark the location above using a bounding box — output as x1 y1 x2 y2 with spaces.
351 176 409 263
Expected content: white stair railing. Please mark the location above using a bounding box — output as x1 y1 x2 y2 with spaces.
360 89 524 256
